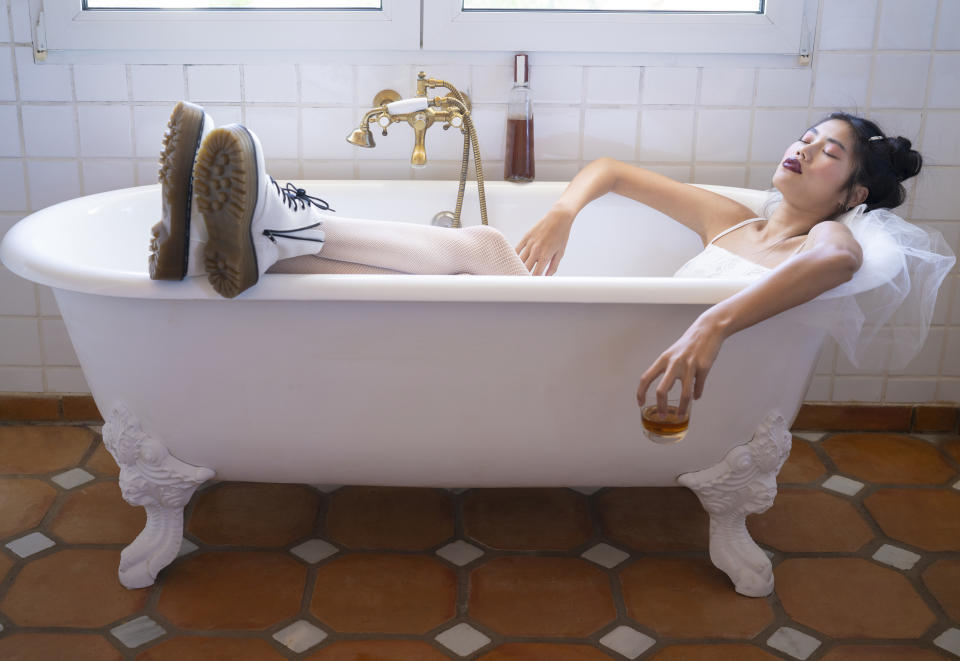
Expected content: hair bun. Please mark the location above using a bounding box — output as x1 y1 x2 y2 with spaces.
887 136 922 182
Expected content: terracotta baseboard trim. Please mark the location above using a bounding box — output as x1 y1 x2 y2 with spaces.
0 395 957 433
0 394 102 423
793 402 959 433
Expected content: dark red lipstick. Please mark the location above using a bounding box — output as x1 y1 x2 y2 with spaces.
782 157 802 174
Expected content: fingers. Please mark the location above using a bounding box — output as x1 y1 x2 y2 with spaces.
638 357 697 416
636 357 666 409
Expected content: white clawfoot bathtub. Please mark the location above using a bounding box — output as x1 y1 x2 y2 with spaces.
2 180 827 597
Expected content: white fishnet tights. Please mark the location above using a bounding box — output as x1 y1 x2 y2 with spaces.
266 216 531 277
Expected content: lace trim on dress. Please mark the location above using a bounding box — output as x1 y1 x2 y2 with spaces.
673 244 772 279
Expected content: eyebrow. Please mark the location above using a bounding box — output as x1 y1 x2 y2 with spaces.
806 126 848 153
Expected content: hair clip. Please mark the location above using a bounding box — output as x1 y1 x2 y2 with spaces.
868 135 884 141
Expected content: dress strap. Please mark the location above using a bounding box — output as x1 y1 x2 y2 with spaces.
708 217 764 245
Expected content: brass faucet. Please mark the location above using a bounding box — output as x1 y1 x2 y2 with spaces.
346 71 488 227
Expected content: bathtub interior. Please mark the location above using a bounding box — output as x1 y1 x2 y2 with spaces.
2 180 771 285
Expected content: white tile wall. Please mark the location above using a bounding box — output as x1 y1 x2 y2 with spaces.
0 1 958 401
74 64 127 102
819 0 877 51
877 0 938 50
131 65 184 102
0 103 19 156
21 105 76 157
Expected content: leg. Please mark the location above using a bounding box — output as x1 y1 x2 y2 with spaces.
677 412 792 597
316 216 530 276
102 404 215 589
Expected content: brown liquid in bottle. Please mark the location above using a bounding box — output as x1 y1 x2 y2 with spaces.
505 116 535 182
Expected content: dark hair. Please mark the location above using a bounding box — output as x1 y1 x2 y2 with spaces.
815 112 922 212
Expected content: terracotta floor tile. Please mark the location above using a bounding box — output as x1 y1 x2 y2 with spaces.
942 438 960 464
747 490 873 552
306 640 456 660
774 558 935 638
136 636 288 660
462 488 592 551
822 433 956 484
48 481 145 544
620 558 773 639
187 482 320 547
648 644 783 661
819 645 951 661
0 477 57 538
311 554 456 634
864 489 960 551
922 557 960 622
0 550 148 627
325 486 453 551
596 488 708 552
156 551 306 630
476 642 616 660
469 557 616 637
84 441 120 477
793 404 912 431
779 438 827 483
0 426 94 474
0 552 12 582
0 633 123 661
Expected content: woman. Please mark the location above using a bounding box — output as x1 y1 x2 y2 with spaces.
516 112 940 418
151 106 950 419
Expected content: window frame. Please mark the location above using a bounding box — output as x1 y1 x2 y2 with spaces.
36 0 420 62
423 0 807 54
32 0 813 64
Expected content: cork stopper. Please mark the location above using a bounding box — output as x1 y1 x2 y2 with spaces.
513 53 528 85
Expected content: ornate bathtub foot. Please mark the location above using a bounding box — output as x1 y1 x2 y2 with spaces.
677 412 792 598
102 405 215 589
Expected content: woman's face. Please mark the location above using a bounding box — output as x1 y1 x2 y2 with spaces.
772 118 867 215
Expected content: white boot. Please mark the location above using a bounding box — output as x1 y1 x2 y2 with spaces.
193 124 330 298
149 101 216 280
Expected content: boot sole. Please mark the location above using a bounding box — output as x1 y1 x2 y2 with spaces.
194 125 259 299
149 101 206 280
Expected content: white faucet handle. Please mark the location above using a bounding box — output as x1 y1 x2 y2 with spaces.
385 97 429 115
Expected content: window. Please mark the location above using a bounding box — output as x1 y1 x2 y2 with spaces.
34 0 810 63
424 0 805 53
462 1 762 11
36 0 418 61
84 0 380 8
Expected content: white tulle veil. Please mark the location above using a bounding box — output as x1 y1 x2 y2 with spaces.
761 190 956 371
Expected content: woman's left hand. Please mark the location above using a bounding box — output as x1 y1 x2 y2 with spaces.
637 315 727 417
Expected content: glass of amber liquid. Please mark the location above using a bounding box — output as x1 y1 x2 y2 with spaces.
641 398 690 444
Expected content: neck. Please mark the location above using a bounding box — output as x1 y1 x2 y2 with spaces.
763 196 824 243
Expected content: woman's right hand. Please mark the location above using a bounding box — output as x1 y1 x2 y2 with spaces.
515 205 576 276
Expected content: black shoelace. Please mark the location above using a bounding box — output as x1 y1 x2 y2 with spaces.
270 178 334 212
263 178 333 244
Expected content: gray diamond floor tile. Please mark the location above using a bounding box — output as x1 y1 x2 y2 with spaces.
435 623 492 657
290 539 338 564
599 625 656 659
273 619 328 653
5 532 55 558
436 540 484 567
110 616 166 648
767 626 821 660
581 543 630 569
51 467 95 489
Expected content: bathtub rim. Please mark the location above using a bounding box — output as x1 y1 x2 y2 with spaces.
0 181 766 304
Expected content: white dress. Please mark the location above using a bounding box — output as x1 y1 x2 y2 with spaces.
673 217 805 278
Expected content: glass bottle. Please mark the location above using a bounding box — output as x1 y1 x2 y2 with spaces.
504 53 534 183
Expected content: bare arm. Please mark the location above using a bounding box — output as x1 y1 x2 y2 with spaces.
638 222 863 416
516 157 755 275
